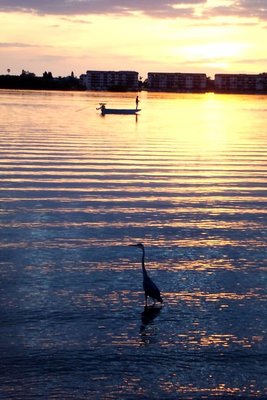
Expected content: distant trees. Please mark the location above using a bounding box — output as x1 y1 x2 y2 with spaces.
21 69 36 78
43 71 53 79
0 70 85 91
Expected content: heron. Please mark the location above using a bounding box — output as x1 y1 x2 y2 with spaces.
130 243 163 307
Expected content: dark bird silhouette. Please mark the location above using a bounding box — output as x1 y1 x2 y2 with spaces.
130 243 163 307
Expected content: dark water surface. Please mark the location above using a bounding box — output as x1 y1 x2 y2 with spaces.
0 90 266 399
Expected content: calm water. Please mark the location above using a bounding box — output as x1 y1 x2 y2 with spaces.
0 89 266 399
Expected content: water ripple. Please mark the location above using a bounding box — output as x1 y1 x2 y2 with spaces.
0 90 266 399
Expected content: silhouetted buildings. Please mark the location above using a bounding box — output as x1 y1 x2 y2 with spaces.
146 72 267 93
81 70 139 91
214 73 267 93
1 69 267 94
147 72 207 92
79 70 267 94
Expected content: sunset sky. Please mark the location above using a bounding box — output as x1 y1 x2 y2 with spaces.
0 0 266 79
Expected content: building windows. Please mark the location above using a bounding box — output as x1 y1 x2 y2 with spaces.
82 70 139 91
147 72 207 92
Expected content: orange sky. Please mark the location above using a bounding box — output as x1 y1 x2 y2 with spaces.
0 0 266 78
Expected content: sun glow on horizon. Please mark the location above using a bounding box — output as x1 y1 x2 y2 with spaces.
184 42 246 61
0 6 266 77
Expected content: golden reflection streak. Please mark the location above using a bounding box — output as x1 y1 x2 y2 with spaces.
159 382 262 397
0 219 263 230
166 290 265 303
198 333 264 348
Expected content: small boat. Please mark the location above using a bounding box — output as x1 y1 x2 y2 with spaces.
97 103 141 115
102 108 141 115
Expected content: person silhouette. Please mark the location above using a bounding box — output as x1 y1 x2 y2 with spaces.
136 96 139 110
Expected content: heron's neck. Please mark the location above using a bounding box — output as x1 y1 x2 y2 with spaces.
141 248 148 276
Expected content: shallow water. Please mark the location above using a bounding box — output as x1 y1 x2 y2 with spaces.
0 89 266 399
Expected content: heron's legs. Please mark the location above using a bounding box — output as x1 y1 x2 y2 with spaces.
145 295 148 307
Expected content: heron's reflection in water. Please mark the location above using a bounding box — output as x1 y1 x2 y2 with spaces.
140 305 162 344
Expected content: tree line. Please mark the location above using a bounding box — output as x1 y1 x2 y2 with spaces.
0 70 85 91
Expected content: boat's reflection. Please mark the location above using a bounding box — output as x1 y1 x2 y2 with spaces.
99 113 139 123
140 305 162 344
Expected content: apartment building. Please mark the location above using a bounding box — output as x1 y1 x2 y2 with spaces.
147 72 207 92
81 70 139 91
214 73 267 93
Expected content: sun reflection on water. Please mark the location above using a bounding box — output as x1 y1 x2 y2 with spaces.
0 90 266 399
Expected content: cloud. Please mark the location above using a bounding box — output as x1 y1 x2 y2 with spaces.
0 0 205 18
0 42 40 48
206 0 267 20
234 57 267 64
0 0 266 20
60 17 92 24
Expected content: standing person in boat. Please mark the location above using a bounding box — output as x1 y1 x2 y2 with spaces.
136 96 139 110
